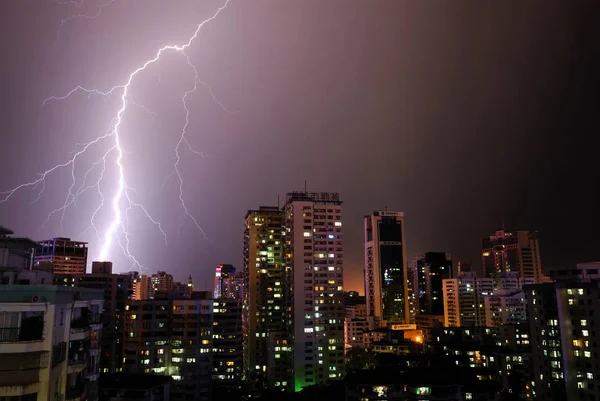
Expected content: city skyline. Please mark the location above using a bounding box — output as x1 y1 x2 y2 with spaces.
1 0 599 293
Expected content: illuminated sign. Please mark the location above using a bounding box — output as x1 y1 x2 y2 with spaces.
390 324 417 331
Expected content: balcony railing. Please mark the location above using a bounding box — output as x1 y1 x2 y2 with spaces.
0 326 43 342
71 318 90 329
0 368 39 386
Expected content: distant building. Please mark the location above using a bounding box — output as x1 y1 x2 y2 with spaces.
34 237 88 275
413 252 452 325
214 264 243 300
148 271 174 299
344 292 367 350
484 290 528 327
99 373 171 401
123 291 213 401
457 260 473 274
482 229 543 282
0 227 38 271
364 211 409 326
443 272 533 327
0 284 103 401
55 261 133 373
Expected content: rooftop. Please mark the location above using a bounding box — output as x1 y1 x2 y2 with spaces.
0 225 14 236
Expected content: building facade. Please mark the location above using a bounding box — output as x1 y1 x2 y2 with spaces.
283 191 345 390
34 237 88 275
482 229 543 282
54 261 133 373
413 252 452 318
0 285 103 401
364 211 409 326
525 263 600 401
123 291 213 401
243 206 291 391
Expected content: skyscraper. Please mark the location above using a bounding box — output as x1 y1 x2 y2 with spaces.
364 211 409 325
482 229 543 282
34 237 88 275
413 252 453 317
243 206 290 390
283 191 345 390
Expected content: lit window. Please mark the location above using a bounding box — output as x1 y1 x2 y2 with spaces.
583 330 589 337
581 320 587 326
303 232 311 237
334 222 342 227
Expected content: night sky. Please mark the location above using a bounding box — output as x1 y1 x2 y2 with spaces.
0 1 598 292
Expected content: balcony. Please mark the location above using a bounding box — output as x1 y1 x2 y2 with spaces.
0 351 48 396
0 324 45 354
67 353 87 374
65 384 86 401
0 325 43 343
69 320 89 341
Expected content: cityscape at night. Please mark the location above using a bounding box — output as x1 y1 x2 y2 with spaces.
1 1 599 401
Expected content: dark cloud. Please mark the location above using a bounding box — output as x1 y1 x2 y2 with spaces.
1 0 598 291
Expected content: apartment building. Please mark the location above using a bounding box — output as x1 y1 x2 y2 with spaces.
525 263 600 401
54 261 133 373
34 237 88 275
123 291 213 401
0 285 103 401
284 191 345 390
243 206 290 390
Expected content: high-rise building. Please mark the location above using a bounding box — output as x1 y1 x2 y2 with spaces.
364 211 409 325
0 284 103 401
54 261 133 373
283 191 345 390
525 263 600 401
482 229 543 282
34 237 88 275
123 291 213 401
413 252 452 318
212 298 243 394
243 206 290 391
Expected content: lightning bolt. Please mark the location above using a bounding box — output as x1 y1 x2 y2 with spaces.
1 0 232 270
55 0 117 43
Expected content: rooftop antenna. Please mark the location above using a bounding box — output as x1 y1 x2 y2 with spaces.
277 195 280 209
304 180 307 193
